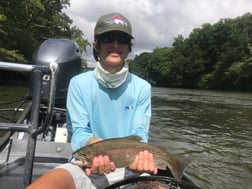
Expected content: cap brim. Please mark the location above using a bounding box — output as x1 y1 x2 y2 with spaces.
96 28 134 39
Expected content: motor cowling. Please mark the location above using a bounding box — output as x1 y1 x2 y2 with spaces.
31 38 82 108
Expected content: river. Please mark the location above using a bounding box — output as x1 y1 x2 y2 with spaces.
149 87 252 189
0 85 252 189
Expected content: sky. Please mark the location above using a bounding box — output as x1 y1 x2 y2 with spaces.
63 0 252 64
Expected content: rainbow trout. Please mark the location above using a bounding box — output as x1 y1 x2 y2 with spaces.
72 136 189 181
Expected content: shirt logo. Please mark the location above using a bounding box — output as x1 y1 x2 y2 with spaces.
125 105 134 110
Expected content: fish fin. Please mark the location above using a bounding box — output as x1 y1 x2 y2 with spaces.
169 156 190 181
125 135 142 141
156 164 167 170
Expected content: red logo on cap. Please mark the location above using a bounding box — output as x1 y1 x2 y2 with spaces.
113 15 128 26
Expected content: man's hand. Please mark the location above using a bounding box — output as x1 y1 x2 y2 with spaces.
84 138 157 175
84 155 116 176
129 150 158 175
84 138 116 176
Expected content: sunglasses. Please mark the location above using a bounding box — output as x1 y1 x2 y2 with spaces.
98 32 131 44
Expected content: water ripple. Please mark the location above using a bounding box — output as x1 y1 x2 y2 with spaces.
150 87 252 189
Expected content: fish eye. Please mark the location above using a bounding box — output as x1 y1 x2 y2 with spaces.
80 152 87 159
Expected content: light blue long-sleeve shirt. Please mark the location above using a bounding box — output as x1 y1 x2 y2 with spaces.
66 71 151 151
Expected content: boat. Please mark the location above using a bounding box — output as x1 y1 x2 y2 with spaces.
0 38 201 189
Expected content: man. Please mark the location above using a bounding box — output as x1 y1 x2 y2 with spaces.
26 12 157 189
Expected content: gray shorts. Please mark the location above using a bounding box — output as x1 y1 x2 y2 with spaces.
57 163 139 189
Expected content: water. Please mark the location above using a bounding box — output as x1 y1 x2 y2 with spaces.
0 85 252 188
149 87 252 189
0 85 28 122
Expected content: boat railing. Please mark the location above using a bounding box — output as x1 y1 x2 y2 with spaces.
0 61 59 187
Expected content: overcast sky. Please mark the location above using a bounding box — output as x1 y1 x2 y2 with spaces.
63 0 252 63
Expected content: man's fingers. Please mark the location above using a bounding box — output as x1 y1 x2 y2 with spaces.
147 151 157 174
97 155 105 173
143 150 150 171
138 151 145 171
90 157 99 173
85 168 91 176
110 161 116 171
89 155 116 175
89 152 157 175
103 156 112 173
129 150 157 174
129 154 139 170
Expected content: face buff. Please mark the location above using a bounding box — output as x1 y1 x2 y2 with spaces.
94 61 129 88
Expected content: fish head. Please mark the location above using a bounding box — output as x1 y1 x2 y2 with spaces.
72 150 92 167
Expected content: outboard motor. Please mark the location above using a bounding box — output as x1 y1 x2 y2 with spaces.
31 38 82 108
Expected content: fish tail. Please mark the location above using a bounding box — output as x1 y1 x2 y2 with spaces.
169 156 190 181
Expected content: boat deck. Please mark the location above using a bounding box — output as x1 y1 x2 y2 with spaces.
0 138 71 189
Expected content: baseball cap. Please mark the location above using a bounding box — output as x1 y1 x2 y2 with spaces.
94 12 134 38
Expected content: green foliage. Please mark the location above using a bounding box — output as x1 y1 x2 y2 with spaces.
224 56 252 90
130 12 252 91
0 48 27 63
0 0 89 63
70 25 91 54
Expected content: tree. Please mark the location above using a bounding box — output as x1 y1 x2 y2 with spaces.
0 0 89 63
0 6 27 62
130 12 252 91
